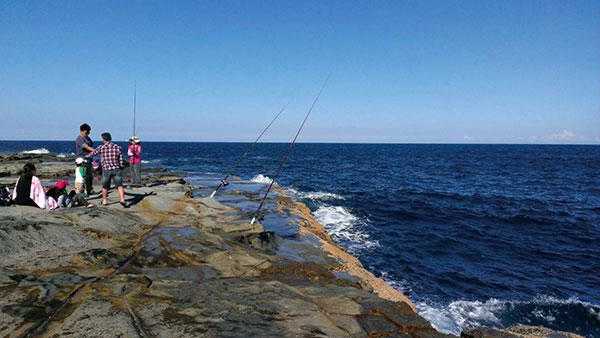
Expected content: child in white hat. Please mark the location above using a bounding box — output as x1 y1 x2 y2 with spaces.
75 157 86 193
69 157 94 208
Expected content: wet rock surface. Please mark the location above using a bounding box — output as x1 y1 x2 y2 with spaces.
0 155 581 337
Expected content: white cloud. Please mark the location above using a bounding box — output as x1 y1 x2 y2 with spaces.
547 130 576 142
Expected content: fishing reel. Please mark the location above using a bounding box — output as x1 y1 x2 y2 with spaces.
221 179 229 187
250 214 264 225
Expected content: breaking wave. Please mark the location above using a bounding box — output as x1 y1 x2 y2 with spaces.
287 188 345 201
250 174 274 185
21 148 50 154
313 205 378 251
417 299 504 335
304 191 344 200
415 296 600 337
57 152 75 158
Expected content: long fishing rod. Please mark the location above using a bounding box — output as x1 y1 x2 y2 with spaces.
209 105 288 198
250 74 331 225
132 82 137 136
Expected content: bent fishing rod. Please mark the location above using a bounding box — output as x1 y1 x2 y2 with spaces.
209 105 287 198
250 74 331 225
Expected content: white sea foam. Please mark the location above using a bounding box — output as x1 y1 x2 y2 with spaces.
141 160 150 164
21 148 50 154
57 152 75 158
250 174 274 185
414 295 599 336
532 309 556 322
313 205 378 250
287 187 345 201
304 191 344 200
416 299 504 335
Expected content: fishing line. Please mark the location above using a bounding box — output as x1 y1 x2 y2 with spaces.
250 73 331 225
209 103 288 198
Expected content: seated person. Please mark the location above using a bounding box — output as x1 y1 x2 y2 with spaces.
46 179 94 209
45 180 69 209
12 163 46 208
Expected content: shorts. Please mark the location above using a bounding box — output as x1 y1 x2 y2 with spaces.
101 169 123 189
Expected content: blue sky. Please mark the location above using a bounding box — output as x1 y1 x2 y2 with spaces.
1 1 599 143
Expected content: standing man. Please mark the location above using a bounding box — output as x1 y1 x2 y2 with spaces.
87 132 127 207
75 123 95 195
128 136 143 186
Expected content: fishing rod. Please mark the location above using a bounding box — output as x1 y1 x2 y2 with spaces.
132 82 137 136
250 74 331 225
209 104 288 198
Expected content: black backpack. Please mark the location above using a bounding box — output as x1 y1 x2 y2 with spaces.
0 187 12 206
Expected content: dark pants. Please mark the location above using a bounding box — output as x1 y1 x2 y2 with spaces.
84 159 94 194
68 190 88 207
131 163 142 185
14 197 39 208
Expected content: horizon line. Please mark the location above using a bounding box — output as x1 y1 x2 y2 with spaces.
1 139 599 146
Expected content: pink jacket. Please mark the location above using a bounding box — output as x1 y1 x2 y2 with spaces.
12 176 46 209
128 144 142 165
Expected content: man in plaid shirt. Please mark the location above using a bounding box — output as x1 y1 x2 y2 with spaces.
87 132 127 207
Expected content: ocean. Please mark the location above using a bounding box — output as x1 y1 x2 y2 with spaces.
1 141 599 337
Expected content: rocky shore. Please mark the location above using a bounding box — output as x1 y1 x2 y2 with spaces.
0 154 582 337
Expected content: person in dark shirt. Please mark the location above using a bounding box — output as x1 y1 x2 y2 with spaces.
75 123 95 195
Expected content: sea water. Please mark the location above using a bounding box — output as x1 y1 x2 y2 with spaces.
2 141 599 337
